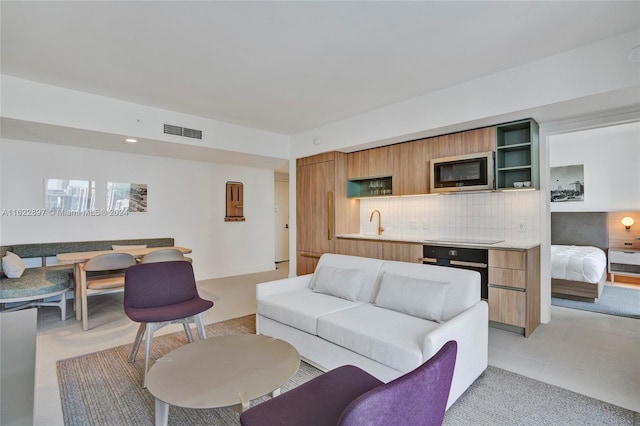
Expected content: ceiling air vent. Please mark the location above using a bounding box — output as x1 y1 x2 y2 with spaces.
163 124 203 140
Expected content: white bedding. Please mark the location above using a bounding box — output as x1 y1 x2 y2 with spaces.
551 245 607 283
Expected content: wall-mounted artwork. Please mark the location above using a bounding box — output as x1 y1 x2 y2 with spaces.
550 165 584 202
107 182 148 212
45 178 95 212
225 181 245 221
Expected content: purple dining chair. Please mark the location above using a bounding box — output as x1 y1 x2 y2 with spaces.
124 260 213 387
240 340 457 426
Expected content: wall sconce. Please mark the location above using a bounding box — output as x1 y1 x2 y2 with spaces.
621 216 634 230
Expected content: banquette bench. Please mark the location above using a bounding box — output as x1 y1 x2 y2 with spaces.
0 238 175 321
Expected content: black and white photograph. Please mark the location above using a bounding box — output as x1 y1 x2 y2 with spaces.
550 164 584 202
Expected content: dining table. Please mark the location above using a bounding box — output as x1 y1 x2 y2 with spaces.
57 246 192 321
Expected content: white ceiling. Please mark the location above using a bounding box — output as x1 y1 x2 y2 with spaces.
2 1 639 136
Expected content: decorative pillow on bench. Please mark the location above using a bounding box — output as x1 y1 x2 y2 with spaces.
311 266 365 302
2 251 26 278
375 272 450 322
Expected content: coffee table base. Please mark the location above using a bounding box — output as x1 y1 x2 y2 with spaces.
146 334 299 426
154 388 283 426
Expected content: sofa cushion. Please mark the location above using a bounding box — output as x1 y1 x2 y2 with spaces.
317 304 439 372
375 272 450 322
312 254 384 303
2 251 26 278
312 265 365 301
378 261 480 321
258 288 362 335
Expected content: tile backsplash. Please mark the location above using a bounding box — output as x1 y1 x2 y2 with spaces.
360 190 541 244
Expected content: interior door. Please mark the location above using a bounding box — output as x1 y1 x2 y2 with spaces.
274 179 289 262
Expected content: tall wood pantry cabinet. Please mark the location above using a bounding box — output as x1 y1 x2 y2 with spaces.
296 152 359 275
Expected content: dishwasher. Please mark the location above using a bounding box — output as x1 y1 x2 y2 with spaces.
422 245 488 300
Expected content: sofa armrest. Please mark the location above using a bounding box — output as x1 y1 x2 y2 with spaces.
256 274 313 299
421 300 488 408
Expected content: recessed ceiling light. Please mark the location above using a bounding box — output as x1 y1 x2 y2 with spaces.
124 138 138 143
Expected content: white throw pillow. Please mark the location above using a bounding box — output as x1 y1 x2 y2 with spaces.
312 266 365 301
375 272 450 322
2 251 26 278
112 244 147 250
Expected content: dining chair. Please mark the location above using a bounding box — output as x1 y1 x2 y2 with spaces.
124 260 214 387
240 340 458 426
139 248 191 264
78 252 137 331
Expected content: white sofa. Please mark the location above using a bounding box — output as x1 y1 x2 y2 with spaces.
256 253 488 408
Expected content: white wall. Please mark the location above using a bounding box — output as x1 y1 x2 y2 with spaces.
289 29 640 158
0 139 276 280
549 121 640 212
1 75 290 160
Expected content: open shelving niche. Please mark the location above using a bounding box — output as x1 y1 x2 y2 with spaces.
495 119 539 190
347 176 393 198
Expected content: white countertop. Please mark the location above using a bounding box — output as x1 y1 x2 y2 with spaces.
336 233 540 250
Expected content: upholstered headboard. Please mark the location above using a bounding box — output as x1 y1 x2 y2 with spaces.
550 212 608 250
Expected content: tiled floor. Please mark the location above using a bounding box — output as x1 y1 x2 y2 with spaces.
33 265 639 424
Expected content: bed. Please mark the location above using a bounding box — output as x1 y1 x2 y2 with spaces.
550 212 609 302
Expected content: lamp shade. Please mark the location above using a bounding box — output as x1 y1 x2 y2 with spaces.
621 217 634 229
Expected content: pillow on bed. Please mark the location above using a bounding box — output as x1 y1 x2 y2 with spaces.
311 265 365 301
2 251 26 278
374 272 450 322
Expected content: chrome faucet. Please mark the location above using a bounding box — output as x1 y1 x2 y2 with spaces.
369 209 384 236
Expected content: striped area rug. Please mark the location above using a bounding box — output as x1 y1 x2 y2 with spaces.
58 315 639 425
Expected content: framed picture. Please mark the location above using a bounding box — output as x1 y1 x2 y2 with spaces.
107 182 148 212
550 165 584 202
44 178 95 212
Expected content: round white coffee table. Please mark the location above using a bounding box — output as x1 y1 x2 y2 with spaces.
146 333 300 426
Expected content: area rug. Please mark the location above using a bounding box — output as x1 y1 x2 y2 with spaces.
552 285 640 319
58 315 639 426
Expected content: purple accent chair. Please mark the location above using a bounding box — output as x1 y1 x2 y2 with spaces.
124 261 213 387
240 340 457 426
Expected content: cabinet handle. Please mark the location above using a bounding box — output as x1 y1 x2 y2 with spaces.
327 191 333 241
450 260 488 268
301 253 321 259
420 257 437 264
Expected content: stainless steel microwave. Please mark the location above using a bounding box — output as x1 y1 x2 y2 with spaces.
430 151 494 193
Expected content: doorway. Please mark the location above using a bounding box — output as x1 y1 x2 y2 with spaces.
274 174 289 263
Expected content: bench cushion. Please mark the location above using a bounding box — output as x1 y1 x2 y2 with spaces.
0 268 71 301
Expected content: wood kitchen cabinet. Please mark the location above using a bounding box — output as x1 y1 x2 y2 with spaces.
488 246 540 337
426 127 495 161
335 239 422 263
381 242 423 263
393 140 428 196
335 239 383 259
296 152 359 275
347 145 394 179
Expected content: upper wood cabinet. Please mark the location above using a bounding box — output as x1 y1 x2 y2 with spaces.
426 127 495 160
393 140 428 196
348 145 394 179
